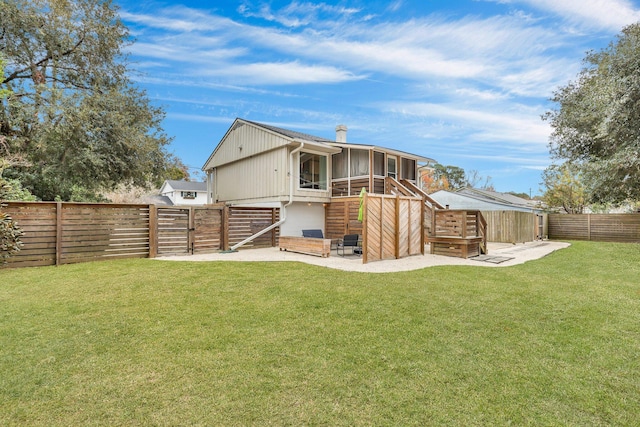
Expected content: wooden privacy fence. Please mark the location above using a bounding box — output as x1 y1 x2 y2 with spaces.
324 194 424 263
3 202 152 268
481 211 546 243
427 209 487 258
549 213 640 242
2 202 281 268
363 194 424 263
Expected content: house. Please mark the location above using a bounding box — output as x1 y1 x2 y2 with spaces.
202 118 435 238
159 180 208 206
429 188 547 242
429 188 544 213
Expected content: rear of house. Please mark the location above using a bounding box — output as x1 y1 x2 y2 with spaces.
202 118 435 238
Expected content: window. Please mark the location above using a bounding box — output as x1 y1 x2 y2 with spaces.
401 158 416 180
350 149 369 176
300 152 328 190
332 150 348 179
387 156 397 179
373 151 385 176
181 191 197 199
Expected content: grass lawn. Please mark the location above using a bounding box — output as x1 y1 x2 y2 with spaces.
1 241 639 426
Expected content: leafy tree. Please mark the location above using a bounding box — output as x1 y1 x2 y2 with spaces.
0 55 23 263
0 0 177 201
543 23 640 204
429 164 466 190
465 169 494 191
541 163 588 214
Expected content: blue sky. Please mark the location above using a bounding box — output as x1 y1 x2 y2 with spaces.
115 0 640 195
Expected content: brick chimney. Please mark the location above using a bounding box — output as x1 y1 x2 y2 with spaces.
335 125 347 142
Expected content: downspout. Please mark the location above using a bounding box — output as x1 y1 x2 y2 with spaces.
229 142 304 251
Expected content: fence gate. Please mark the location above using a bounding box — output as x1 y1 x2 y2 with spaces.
155 206 224 255
156 207 190 255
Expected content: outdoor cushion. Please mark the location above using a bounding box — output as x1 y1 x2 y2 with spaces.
302 229 324 238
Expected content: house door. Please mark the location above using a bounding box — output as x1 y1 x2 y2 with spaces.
387 156 397 180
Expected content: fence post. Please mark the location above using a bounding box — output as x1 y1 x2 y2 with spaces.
148 204 157 258
188 206 195 254
395 194 400 259
56 202 63 266
587 214 592 241
222 205 229 250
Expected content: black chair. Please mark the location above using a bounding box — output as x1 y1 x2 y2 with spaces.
336 234 360 256
302 229 324 238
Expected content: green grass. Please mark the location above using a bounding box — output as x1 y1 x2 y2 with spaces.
1 241 639 426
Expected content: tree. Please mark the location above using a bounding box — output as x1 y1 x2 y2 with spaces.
541 163 588 214
0 54 24 263
465 169 494 191
543 23 640 204
430 164 466 190
0 0 178 201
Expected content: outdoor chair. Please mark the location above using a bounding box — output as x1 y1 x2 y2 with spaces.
336 234 360 256
302 229 324 238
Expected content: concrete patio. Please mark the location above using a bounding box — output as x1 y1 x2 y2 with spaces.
156 241 571 273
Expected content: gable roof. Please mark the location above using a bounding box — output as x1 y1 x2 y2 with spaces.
203 118 436 170
457 187 541 210
202 118 340 170
242 119 335 145
161 180 207 192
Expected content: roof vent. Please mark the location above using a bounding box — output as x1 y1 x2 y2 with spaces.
335 125 347 143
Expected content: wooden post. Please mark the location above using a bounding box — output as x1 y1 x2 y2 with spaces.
420 199 425 255
587 214 592 241
344 201 349 234
395 194 400 259
55 201 63 266
188 206 195 254
362 193 368 264
148 204 158 258
222 205 230 250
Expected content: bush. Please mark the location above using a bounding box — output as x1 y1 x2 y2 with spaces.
0 178 24 263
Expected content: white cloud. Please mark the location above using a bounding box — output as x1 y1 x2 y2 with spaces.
198 61 363 85
382 101 552 146
510 0 640 30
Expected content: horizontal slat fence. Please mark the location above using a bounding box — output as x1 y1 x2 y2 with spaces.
3 202 57 268
2 202 279 268
324 197 363 240
3 202 151 268
227 207 279 249
549 214 640 242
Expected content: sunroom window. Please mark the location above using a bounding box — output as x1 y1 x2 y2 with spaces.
332 150 348 179
300 152 328 190
350 149 369 177
401 158 416 180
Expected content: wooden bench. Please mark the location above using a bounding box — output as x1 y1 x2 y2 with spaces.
279 236 332 257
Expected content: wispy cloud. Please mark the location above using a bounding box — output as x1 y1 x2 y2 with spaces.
493 0 640 30
117 0 639 192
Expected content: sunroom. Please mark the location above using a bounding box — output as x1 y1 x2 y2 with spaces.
329 143 435 197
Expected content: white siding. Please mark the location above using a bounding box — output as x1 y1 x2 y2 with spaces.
207 121 289 168
280 202 326 237
215 148 289 203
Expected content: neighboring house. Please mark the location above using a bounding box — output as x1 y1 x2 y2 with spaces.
202 118 435 237
429 187 544 213
159 180 208 206
430 187 547 242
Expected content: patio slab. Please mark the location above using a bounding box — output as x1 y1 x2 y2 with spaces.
155 241 571 273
